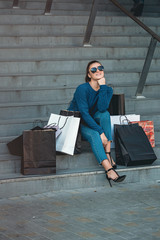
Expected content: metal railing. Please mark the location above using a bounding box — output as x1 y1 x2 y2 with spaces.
83 0 160 97
44 0 53 15
12 0 19 8
12 0 54 14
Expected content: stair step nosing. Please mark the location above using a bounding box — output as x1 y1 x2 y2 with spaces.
1 164 160 184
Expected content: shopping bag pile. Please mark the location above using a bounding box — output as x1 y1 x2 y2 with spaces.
112 115 157 166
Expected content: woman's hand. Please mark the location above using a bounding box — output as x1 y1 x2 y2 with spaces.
100 132 108 147
97 77 106 85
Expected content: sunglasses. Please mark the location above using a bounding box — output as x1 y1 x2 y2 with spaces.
90 65 104 73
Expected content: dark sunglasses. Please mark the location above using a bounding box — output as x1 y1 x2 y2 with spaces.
90 65 104 73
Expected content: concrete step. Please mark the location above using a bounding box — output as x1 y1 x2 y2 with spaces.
1 110 160 137
126 98 160 115
91 36 159 47
0 82 160 103
0 161 160 198
0 140 159 181
0 101 67 121
2 9 159 18
0 1 129 12
1 0 160 6
0 8 159 17
0 117 48 137
0 10 120 17
0 153 21 174
0 87 75 103
1 95 160 119
0 47 160 61
114 84 160 98
0 0 159 16
0 59 159 75
0 35 154 47
0 0 159 18
0 138 159 172
0 0 85 11
1 125 160 153
0 72 159 89
0 74 85 88
0 137 159 176
0 15 159 26
0 110 160 138
0 146 97 174
0 25 159 37
0 2 113 11
143 12 160 17
0 140 159 176
0 9 118 16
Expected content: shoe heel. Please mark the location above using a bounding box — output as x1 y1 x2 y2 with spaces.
107 178 112 188
105 171 112 187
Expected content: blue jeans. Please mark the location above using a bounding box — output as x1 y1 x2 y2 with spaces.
81 111 112 164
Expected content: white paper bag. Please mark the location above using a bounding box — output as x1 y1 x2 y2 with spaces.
47 113 80 155
110 114 140 148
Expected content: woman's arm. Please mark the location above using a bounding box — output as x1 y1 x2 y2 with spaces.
100 132 108 147
75 86 104 135
97 78 113 112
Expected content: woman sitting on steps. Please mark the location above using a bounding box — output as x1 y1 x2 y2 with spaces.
68 60 126 187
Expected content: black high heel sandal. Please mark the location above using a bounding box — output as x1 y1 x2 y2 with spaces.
105 168 126 187
106 152 117 169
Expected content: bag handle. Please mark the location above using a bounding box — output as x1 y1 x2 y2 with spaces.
33 119 46 128
57 116 69 130
119 115 131 125
44 116 69 130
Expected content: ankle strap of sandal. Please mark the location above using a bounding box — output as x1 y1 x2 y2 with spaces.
105 168 113 173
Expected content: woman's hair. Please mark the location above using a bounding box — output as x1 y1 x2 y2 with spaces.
85 60 102 82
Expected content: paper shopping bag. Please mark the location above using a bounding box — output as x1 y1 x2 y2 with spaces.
130 120 155 148
47 113 80 155
7 126 43 156
110 114 140 148
114 123 157 166
60 109 81 154
22 129 56 175
108 94 125 115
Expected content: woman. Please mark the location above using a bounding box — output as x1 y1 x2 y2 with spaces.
68 60 126 187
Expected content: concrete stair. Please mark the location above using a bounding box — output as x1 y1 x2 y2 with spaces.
0 0 160 16
0 0 160 198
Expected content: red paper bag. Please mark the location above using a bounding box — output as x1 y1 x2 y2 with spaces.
130 120 155 148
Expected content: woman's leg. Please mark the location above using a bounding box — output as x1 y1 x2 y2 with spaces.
93 111 116 165
81 124 120 179
81 124 107 164
94 110 112 141
81 124 125 180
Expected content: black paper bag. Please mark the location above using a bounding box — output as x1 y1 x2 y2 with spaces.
108 94 125 115
114 123 157 166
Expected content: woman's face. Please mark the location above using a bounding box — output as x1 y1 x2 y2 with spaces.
88 62 104 81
